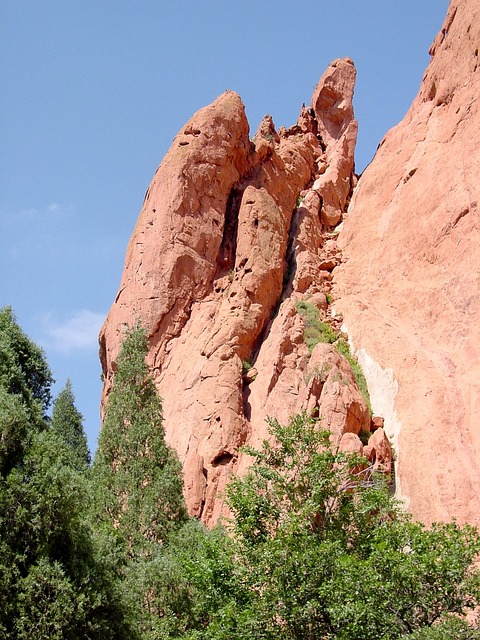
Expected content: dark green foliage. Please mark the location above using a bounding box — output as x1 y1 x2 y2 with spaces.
0 307 53 476
93 323 188 552
0 428 132 638
90 323 191 637
336 338 372 414
0 306 53 420
121 520 243 639
0 308 132 638
51 378 91 469
0 387 30 477
14 558 78 639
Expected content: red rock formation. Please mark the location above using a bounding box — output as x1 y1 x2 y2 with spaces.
334 0 480 525
363 428 393 476
312 58 358 227
100 59 365 525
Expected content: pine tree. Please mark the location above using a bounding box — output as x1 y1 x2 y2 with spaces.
0 306 53 475
0 306 53 422
93 323 187 552
0 308 132 638
51 378 91 469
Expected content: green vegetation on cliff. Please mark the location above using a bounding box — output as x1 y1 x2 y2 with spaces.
295 300 372 413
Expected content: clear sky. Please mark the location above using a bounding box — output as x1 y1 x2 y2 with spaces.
1 1 449 453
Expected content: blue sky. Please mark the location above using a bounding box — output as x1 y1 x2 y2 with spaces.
1 1 449 453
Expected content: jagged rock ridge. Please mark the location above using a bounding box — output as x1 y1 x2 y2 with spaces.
100 58 390 525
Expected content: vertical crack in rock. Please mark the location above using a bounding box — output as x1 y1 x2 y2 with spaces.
216 186 242 275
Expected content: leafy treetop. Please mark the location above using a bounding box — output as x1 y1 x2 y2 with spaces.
93 323 187 552
0 306 53 420
51 378 91 469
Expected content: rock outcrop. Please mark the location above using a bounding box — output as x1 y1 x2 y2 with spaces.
100 58 378 525
333 0 480 525
101 0 478 528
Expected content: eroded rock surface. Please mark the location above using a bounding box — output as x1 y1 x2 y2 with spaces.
100 59 367 524
334 0 480 525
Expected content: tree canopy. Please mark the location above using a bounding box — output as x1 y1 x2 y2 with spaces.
0 307 129 638
0 306 53 420
0 306 53 475
174 412 480 639
51 378 91 469
92 323 187 552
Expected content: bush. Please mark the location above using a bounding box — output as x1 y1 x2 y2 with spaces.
295 300 338 351
216 412 480 640
336 338 372 414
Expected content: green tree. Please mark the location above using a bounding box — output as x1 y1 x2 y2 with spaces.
0 429 133 638
0 308 132 638
0 306 53 476
130 519 244 638
0 306 53 421
0 387 30 477
92 322 187 552
51 378 91 469
91 323 189 637
195 412 480 640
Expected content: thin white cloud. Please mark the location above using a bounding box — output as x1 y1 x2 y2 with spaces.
19 201 73 219
1 202 75 259
41 310 106 354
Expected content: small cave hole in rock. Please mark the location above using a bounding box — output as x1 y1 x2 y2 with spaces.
211 451 234 467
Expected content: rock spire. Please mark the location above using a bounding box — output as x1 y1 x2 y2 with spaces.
100 59 386 524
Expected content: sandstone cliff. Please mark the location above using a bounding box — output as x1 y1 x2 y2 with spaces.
100 0 478 528
100 59 386 525
334 0 480 525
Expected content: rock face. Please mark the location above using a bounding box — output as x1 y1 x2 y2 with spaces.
100 59 373 525
101 0 479 528
334 0 480 525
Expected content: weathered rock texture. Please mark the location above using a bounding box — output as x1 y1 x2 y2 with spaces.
100 58 382 525
334 0 480 525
